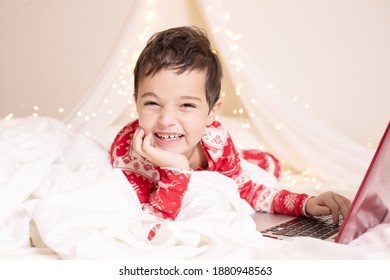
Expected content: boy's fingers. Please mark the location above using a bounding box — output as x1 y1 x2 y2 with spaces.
333 194 350 218
141 134 155 155
324 197 340 225
314 205 331 216
132 128 145 156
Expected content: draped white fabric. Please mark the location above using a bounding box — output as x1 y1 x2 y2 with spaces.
2 117 389 260
197 0 373 188
64 0 373 189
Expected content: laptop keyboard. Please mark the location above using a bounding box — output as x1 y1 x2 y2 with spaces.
261 216 342 240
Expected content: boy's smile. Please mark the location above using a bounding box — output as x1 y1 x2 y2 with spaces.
135 68 220 159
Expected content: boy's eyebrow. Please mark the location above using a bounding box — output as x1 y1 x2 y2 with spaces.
180 96 203 102
139 92 158 99
140 92 203 102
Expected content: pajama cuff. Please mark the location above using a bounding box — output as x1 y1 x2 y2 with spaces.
302 196 315 216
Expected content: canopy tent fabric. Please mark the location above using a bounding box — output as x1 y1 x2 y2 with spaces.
64 0 373 190
2 0 390 263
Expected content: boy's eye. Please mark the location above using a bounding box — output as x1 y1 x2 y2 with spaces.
144 101 159 106
181 103 196 108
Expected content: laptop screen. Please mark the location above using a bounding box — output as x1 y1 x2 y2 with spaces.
336 122 390 244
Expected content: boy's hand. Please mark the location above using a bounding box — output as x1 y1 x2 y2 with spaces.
305 191 351 224
132 127 190 170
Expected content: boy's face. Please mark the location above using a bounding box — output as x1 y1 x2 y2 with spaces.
135 69 220 158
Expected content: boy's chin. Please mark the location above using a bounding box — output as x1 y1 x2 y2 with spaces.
156 145 186 154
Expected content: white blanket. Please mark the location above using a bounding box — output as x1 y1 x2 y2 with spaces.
1 117 389 259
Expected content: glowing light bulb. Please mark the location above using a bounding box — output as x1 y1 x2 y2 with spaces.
5 113 13 121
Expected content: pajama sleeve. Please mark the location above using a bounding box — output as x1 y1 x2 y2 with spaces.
217 131 309 216
110 120 192 221
145 167 192 220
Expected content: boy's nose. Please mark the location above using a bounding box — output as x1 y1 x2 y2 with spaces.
158 109 176 127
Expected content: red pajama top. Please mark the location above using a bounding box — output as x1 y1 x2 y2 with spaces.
110 120 309 223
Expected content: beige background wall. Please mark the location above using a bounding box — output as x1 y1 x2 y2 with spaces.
1 0 389 147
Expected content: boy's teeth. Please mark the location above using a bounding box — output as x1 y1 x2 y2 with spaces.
157 134 182 140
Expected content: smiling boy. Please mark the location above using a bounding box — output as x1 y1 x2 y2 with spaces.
110 26 350 239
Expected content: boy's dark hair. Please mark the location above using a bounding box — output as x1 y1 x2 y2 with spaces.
133 26 222 109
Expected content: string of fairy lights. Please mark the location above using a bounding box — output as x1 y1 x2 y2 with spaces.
3 1 374 190
203 3 325 189
62 0 158 136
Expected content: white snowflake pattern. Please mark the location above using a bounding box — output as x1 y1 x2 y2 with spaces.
284 193 298 211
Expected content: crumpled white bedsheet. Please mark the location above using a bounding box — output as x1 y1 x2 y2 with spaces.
0 117 389 260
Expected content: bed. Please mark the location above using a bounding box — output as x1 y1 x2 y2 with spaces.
1 116 389 260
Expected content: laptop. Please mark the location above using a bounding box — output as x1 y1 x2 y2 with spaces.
253 121 390 244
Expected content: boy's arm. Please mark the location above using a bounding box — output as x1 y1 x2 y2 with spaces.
219 133 309 216
114 160 192 220
222 135 350 220
144 167 192 220
110 121 192 221
242 182 310 216
234 148 350 220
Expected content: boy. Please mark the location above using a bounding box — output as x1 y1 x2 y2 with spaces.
110 26 350 239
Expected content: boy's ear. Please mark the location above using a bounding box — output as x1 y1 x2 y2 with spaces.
206 99 222 125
